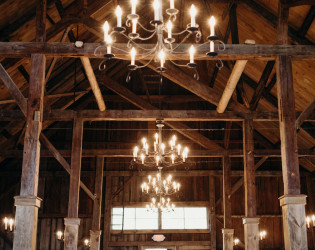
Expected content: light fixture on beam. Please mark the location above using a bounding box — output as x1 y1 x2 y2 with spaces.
306 214 315 229
259 230 267 240
234 238 240 246
3 217 14 232
94 0 225 81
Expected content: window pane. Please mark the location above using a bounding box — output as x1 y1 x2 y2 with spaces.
185 219 207 229
124 208 136 219
184 207 207 219
136 218 158 229
123 218 136 230
162 218 185 229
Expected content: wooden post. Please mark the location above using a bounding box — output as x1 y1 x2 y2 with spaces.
222 156 234 250
103 175 112 250
13 1 46 249
242 119 259 250
64 118 83 250
90 157 104 250
209 177 216 249
277 2 307 249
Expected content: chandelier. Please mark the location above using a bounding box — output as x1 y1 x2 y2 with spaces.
132 120 190 168
94 0 225 80
142 168 180 213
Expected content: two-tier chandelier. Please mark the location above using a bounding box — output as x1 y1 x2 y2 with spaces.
142 169 179 213
132 120 191 168
94 0 225 80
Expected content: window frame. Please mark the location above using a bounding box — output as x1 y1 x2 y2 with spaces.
111 205 209 234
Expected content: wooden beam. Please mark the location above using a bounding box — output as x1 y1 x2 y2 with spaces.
103 176 112 250
98 74 225 151
223 156 232 228
277 2 308 249
298 6 315 37
80 57 106 111
112 176 136 199
296 97 315 131
90 157 104 250
2 148 315 158
217 60 248 113
284 0 315 7
209 177 216 250
13 0 47 249
249 61 275 111
243 119 259 250
2 42 315 60
67 118 84 218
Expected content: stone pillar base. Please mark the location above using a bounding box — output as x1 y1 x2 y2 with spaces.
13 196 42 250
90 230 102 250
64 218 81 250
279 194 308 250
243 217 259 250
222 228 234 250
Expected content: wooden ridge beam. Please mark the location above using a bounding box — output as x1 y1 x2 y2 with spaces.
2 42 315 60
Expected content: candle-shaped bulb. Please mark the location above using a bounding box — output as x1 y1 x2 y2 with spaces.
148 175 152 182
106 36 112 54
312 215 315 226
189 45 195 63
57 231 63 240
145 143 148 155
130 47 136 65
234 238 239 246
159 50 165 68
133 146 138 158
131 0 137 14
153 0 159 20
170 0 175 9
157 173 160 180
84 239 89 246
162 197 165 203
103 21 109 42
116 6 122 27
9 219 13 231
141 153 145 164
171 154 175 164
167 21 173 39
4 217 8 230
142 138 146 148
155 187 158 194
166 186 169 193
156 155 160 166
209 16 216 36
152 197 156 204
190 4 197 28
161 143 165 155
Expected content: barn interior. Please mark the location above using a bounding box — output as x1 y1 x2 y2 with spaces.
0 0 314 249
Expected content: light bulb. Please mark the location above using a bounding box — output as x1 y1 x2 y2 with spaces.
57 231 63 240
209 16 216 37
190 4 197 27
103 21 109 42
159 50 165 68
153 0 159 20
189 45 195 63
167 20 173 38
84 239 89 246
170 0 174 9
116 6 122 27
130 47 136 65
131 0 137 14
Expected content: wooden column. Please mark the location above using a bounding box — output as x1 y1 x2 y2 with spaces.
277 2 307 250
103 175 112 250
90 157 104 250
242 119 259 250
13 1 46 249
64 118 83 250
222 156 234 250
209 177 216 249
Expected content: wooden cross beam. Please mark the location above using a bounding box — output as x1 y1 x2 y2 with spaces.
1 42 315 60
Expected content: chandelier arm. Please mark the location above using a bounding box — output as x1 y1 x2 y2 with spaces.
172 29 190 36
168 59 189 68
171 33 192 51
137 21 156 33
217 40 226 51
94 45 105 57
133 31 157 41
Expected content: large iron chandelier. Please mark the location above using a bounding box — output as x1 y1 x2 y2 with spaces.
132 120 190 169
94 0 225 80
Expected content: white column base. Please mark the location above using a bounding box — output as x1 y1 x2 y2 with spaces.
64 218 81 250
243 217 259 250
279 194 308 250
13 196 42 250
90 230 102 250
222 228 234 250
